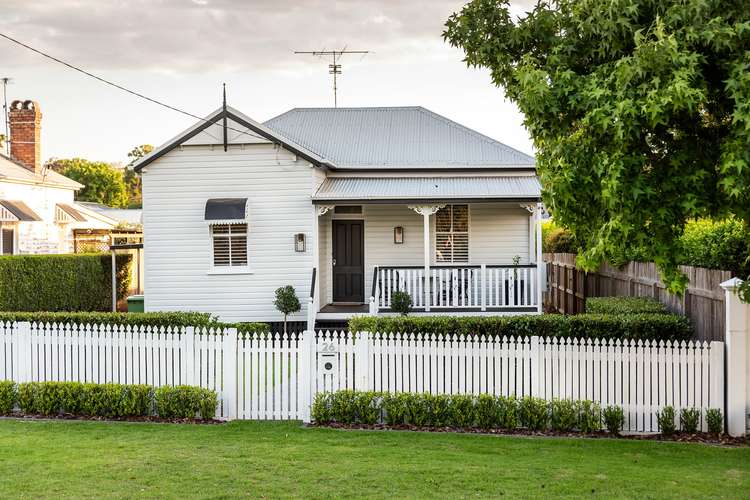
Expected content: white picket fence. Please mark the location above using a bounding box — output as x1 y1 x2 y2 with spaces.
0 322 725 432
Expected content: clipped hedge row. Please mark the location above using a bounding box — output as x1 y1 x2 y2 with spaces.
0 311 270 335
313 390 619 434
0 253 131 312
0 381 217 420
585 297 668 315
348 314 692 342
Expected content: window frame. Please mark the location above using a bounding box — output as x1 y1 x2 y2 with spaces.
434 204 470 264
208 223 252 275
0 223 15 255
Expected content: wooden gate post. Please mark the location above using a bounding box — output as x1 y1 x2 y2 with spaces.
720 278 749 437
299 329 316 423
14 322 32 383
222 327 238 420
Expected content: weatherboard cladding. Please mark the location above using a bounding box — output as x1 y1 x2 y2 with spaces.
312 176 542 202
264 107 535 167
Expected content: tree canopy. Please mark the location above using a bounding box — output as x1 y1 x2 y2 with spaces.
124 144 152 208
444 0 750 298
48 158 129 208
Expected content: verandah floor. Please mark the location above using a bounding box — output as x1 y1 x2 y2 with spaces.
0 419 747 498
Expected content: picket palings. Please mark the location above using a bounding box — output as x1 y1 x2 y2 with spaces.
0 321 727 431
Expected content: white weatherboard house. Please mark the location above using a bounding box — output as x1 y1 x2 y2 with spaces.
134 106 543 328
0 100 117 255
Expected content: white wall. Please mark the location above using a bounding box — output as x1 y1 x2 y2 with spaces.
141 143 317 323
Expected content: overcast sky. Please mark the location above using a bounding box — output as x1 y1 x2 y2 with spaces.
0 0 535 165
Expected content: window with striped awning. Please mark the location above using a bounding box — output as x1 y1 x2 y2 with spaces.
211 224 248 267
435 204 469 263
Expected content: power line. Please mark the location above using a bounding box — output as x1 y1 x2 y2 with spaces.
295 48 369 107
0 31 264 141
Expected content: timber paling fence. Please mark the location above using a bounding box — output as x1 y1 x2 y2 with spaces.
544 253 732 342
0 321 724 432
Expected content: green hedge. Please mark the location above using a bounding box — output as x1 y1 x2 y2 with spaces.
585 297 668 315
7 381 216 420
349 314 692 342
0 311 270 334
0 253 131 312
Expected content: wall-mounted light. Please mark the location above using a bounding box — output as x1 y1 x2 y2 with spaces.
394 226 404 244
295 233 306 252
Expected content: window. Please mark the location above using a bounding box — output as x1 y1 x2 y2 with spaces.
211 224 248 267
1 226 14 255
435 205 468 263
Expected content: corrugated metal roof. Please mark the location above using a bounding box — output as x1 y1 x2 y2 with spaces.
312 176 541 202
264 107 535 168
0 153 83 189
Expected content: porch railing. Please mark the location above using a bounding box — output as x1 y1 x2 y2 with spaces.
373 264 539 311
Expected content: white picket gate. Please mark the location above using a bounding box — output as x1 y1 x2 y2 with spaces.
0 322 727 432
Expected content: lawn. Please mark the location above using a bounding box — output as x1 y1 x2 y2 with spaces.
0 420 747 498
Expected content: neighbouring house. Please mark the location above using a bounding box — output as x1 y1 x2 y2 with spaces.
0 100 120 255
133 106 543 327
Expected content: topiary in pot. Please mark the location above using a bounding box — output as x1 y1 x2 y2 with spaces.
390 291 413 316
274 285 301 334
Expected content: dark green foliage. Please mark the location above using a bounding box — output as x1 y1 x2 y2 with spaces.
382 393 409 426
154 386 216 420
311 392 333 424
576 401 602 433
497 396 518 430
405 393 431 427
706 408 723 435
0 254 131 312
519 397 549 431
586 297 668 315
545 227 577 254
475 394 499 429
550 399 578 432
351 314 692 342
390 291 413 316
0 381 15 414
354 391 381 425
274 285 301 333
680 408 701 434
0 311 268 335
657 406 677 436
48 158 129 207
424 394 451 427
445 0 750 296
448 395 475 428
13 382 190 419
329 389 358 424
603 406 625 435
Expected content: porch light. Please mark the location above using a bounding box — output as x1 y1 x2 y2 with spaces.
394 226 404 244
295 233 306 252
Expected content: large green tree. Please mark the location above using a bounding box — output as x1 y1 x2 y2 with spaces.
124 144 152 208
445 0 750 298
48 158 129 208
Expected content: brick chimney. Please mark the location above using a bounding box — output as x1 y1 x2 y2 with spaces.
9 100 42 174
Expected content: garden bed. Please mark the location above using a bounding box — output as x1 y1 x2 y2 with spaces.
0 412 223 425
310 422 748 446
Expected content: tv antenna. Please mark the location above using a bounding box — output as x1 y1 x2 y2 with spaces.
1 77 11 155
294 48 369 107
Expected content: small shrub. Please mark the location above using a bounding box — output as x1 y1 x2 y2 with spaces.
586 297 667 315
448 394 475 428
550 399 577 432
576 400 602 433
197 389 217 420
424 394 451 427
405 393 431 426
81 383 124 417
544 226 577 253
519 397 549 431
657 406 677 436
603 405 625 435
154 385 215 420
17 382 37 413
680 408 701 434
0 381 16 414
35 382 65 415
706 408 723 434
382 393 409 425
329 390 358 424
390 291 413 316
354 391 380 425
475 394 499 429
497 396 519 430
311 392 333 424
274 285 301 334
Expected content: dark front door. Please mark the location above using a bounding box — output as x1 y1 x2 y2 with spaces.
332 220 364 303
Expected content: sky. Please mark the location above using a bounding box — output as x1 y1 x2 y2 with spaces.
0 0 536 166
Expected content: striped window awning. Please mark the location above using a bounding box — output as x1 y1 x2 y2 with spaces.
204 198 249 225
55 203 87 223
0 200 41 222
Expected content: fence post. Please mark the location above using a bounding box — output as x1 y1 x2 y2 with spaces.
14 322 32 383
530 335 541 398
184 326 196 386
299 329 316 423
720 278 748 437
222 327 238 421
709 340 725 412
481 264 487 312
355 331 371 391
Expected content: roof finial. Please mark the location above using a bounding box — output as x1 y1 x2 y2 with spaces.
222 83 228 152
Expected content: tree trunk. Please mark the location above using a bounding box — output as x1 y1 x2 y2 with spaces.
283 313 287 335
